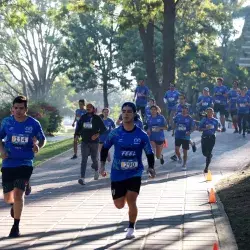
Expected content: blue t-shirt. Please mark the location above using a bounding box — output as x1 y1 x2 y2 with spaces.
99 118 115 143
227 89 238 110
135 86 149 107
0 116 46 168
135 119 143 129
176 103 192 116
103 126 153 181
174 114 194 140
214 85 228 105
145 105 151 119
197 95 213 111
75 109 87 121
237 95 250 114
164 90 179 110
199 117 219 136
147 114 167 142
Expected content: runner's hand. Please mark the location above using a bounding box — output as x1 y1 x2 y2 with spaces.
147 168 156 178
91 133 100 140
32 137 39 153
0 150 8 160
72 123 75 127
99 163 106 177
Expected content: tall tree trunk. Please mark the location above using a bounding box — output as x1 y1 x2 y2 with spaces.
138 22 165 112
103 77 109 108
163 0 176 89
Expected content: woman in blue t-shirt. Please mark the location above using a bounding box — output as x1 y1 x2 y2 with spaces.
146 105 168 165
99 108 115 162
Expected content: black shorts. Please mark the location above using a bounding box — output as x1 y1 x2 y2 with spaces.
151 140 164 146
1 166 33 194
230 110 237 117
175 138 190 150
111 176 141 200
214 103 226 115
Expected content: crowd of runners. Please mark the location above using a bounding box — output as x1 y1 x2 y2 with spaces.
0 77 249 239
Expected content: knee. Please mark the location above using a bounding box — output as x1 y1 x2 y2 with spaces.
14 191 24 202
114 202 125 209
4 196 13 204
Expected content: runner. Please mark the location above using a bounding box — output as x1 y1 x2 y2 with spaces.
170 94 196 161
0 95 46 237
99 108 115 162
199 108 220 173
71 99 87 159
227 80 239 133
133 80 149 122
75 103 107 185
196 87 213 120
116 112 143 129
213 77 228 132
145 98 156 122
99 102 155 239
237 87 250 138
173 104 195 170
245 87 250 133
146 105 168 165
163 83 179 131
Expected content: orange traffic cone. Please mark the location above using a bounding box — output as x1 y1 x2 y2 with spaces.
206 170 212 181
213 242 219 250
209 188 216 203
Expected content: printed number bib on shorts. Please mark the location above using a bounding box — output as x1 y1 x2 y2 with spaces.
83 122 92 129
11 134 29 145
120 150 138 170
177 124 186 131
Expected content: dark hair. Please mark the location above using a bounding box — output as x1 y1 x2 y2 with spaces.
179 94 186 99
79 99 86 105
150 105 161 113
206 107 214 112
149 98 155 103
121 102 136 113
217 77 223 82
102 107 110 113
13 95 28 108
233 80 239 85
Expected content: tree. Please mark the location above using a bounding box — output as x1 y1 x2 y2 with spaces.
0 0 62 101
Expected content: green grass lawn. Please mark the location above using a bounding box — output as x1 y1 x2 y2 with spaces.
0 138 73 168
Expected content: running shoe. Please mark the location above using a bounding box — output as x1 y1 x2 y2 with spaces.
94 171 99 180
204 166 208 173
125 228 136 239
78 178 86 185
221 127 226 132
9 225 20 238
25 182 31 196
192 142 197 153
182 165 187 171
170 155 177 161
160 155 164 165
10 204 14 218
71 154 77 159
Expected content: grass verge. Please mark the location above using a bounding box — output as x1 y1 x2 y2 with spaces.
216 166 250 250
0 138 73 168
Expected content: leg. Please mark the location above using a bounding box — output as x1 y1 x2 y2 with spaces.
175 146 181 160
113 197 126 209
220 114 225 129
238 114 243 134
126 191 139 224
232 113 238 132
73 137 78 156
155 144 163 159
4 191 14 204
90 143 99 172
80 142 90 178
170 110 175 129
242 114 247 136
13 188 25 220
140 107 146 122
183 149 188 166
150 141 156 155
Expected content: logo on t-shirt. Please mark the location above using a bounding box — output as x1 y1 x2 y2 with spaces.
25 126 33 133
134 138 141 144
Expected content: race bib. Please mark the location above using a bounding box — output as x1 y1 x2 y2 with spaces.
12 135 29 145
121 160 138 170
152 126 158 132
207 124 214 129
106 126 110 130
168 97 174 102
83 122 92 129
215 100 221 104
202 102 208 106
177 124 186 131
240 103 246 107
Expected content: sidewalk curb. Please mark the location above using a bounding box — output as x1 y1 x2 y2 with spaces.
211 191 238 250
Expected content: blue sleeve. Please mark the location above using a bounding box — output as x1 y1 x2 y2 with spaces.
143 133 153 155
103 130 115 150
0 119 6 139
199 118 205 129
197 96 202 103
173 115 177 124
135 87 138 94
146 87 149 95
111 120 115 129
164 91 168 99
35 121 46 141
163 117 167 126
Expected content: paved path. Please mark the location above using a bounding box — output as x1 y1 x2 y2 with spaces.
0 130 249 250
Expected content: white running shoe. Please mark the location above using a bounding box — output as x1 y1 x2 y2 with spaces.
78 178 86 185
125 228 135 239
94 171 99 180
182 165 187 171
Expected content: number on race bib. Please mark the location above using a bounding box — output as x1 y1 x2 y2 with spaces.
83 122 92 129
121 161 138 170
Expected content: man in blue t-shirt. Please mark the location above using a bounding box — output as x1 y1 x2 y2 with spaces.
173 105 195 170
133 80 149 122
99 102 155 239
163 83 179 130
71 99 87 159
0 96 46 238
199 108 220 173
227 80 239 133
196 87 213 120
213 77 228 132
237 87 250 137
